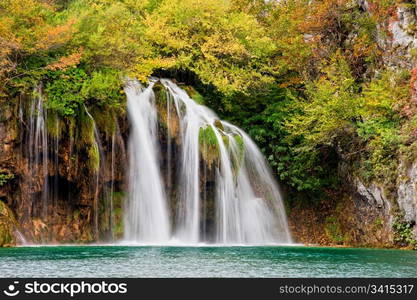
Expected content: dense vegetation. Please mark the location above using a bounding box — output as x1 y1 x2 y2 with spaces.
1 0 416 200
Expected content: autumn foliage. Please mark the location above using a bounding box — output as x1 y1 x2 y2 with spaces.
0 0 416 193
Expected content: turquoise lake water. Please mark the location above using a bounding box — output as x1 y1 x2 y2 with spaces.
0 245 416 277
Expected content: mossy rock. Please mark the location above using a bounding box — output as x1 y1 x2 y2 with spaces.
181 86 205 105
153 82 167 102
154 84 181 139
199 126 220 168
46 112 64 139
214 119 224 131
0 201 16 247
230 134 245 175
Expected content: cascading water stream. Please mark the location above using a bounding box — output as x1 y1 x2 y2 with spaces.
84 106 103 239
19 88 118 243
28 87 49 218
124 80 171 243
124 78 292 245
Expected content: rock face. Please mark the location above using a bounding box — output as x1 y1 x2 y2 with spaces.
397 163 417 237
0 201 16 247
289 178 394 247
0 99 18 247
356 181 391 214
0 85 222 246
0 95 128 245
378 2 417 69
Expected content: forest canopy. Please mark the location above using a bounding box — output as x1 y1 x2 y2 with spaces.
1 0 415 197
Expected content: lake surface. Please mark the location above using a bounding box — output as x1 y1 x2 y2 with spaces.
0 245 416 277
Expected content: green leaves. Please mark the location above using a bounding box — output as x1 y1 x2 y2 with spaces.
393 218 417 249
80 68 124 107
44 67 88 115
44 66 124 116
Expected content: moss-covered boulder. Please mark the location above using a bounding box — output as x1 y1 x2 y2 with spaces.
154 82 181 139
0 201 16 247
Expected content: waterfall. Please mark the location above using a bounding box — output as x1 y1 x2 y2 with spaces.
84 106 103 240
20 79 291 245
27 86 49 218
124 80 171 243
20 88 118 243
124 78 292 245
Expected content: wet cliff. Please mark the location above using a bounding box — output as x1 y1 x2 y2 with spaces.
0 92 128 245
2 1 417 248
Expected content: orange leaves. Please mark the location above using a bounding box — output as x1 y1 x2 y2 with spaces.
46 48 84 71
297 0 348 34
0 0 83 97
279 75 303 88
0 0 77 53
402 65 417 118
34 18 76 52
367 0 397 20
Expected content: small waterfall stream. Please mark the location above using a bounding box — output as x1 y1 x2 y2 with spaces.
124 79 292 245
27 86 49 219
20 88 118 243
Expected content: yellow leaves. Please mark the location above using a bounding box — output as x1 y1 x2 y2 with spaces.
139 0 276 93
0 0 76 53
0 17 21 75
142 16 188 51
0 0 81 93
0 15 21 82
361 70 410 118
132 57 177 83
201 33 249 63
46 48 84 71
1 0 51 28
0 17 18 44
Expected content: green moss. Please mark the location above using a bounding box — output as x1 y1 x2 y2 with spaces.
112 191 125 239
373 217 384 229
199 126 218 148
91 106 117 136
221 135 229 148
214 119 224 131
88 143 100 173
153 83 168 104
324 216 345 244
183 86 205 105
0 170 14 187
230 134 245 175
234 134 244 151
67 115 76 141
45 112 63 139
78 107 95 146
199 126 220 168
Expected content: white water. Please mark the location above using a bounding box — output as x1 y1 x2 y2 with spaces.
21 90 116 243
124 80 171 243
27 87 49 218
124 79 292 245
